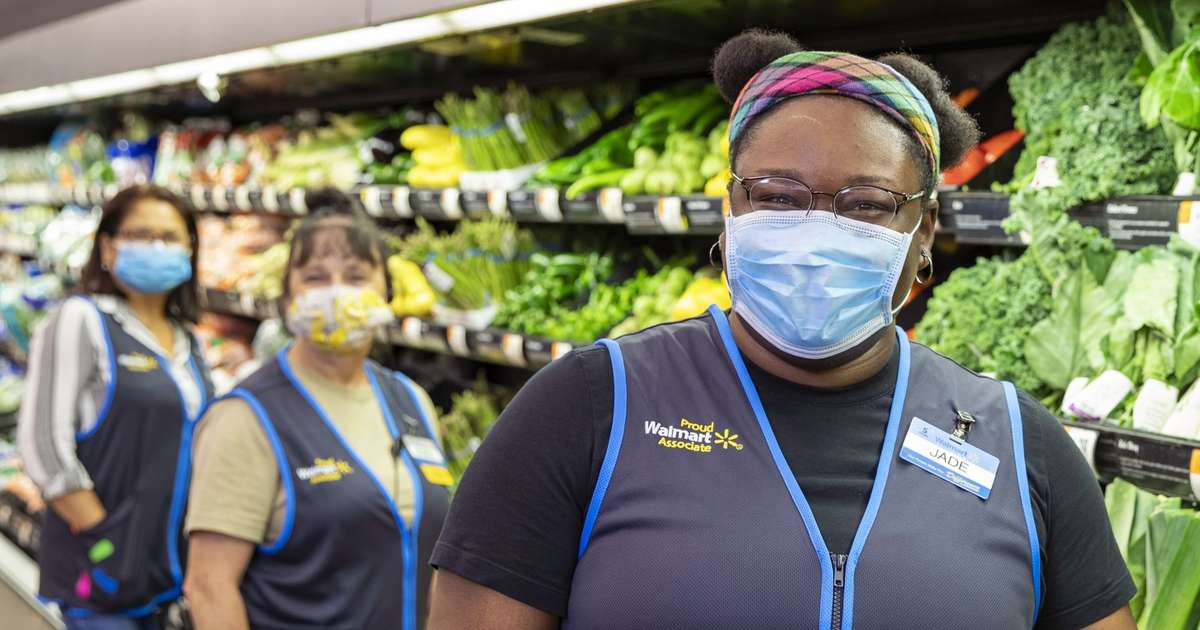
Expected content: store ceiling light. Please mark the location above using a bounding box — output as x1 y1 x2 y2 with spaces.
0 0 644 116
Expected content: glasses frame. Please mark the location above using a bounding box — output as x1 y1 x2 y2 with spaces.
729 172 926 228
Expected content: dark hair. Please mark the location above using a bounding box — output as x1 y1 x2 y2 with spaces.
78 184 201 323
279 209 393 306
712 29 981 199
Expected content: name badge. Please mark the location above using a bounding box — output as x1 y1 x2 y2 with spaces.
402 435 445 464
899 417 999 500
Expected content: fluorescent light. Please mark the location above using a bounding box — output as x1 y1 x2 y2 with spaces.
0 0 647 116
67 69 158 100
271 16 450 64
442 0 638 32
0 86 73 113
153 48 279 85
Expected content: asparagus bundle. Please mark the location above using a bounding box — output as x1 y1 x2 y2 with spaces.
435 83 570 172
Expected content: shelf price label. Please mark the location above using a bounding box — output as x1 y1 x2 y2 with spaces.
446 325 470 356
598 188 624 223
235 185 252 210
190 184 207 211
1191 449 1200 502
655 197 687 233
211 185 231 211
507 190 538 219
623 196 661 233
550 341 573 361
441 188 463 219
360 186 385 218
289 189 308 215
238 292 257 316
459 190 493 219
410 188 445 218
1064 425 1099 475
392 186 412 218
682 196 725 232
535 188 563 222
400 317 425 346
260 186 280 213
501 333 527 366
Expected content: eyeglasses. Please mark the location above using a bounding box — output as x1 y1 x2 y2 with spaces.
116 229 190 248
730 172 926 227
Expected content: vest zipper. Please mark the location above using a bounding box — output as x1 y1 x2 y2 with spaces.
831 553 847 630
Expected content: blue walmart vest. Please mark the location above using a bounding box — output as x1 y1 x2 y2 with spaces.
226 351 450 630
565 306 1041 629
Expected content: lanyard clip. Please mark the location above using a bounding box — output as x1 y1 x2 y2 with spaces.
952 409 976 442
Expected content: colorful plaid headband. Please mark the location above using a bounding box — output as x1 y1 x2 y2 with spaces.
729 50 941 178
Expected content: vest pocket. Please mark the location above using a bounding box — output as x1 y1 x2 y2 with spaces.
72 499 150 611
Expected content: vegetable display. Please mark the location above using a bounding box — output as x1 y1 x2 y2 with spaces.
531 84 730 198
492 252 614 337
400 125 465 189
395 219 533 313
439 380 507 483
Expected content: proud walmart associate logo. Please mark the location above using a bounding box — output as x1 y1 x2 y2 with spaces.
644 418 744 454
296 457 355 485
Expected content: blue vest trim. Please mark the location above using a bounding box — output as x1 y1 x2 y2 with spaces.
52 585 184 619
392 371 443 454
75 297 117 443
276 352 418 630
366 367 424 630
226 389 296 555
709 305 836 630
1003 381 1043 619
839 326 911 630
164 354 208 584
577 338 628 559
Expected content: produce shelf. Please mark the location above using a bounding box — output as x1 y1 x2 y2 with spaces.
1062 419 1200 502
0 183 726 235
201 289 573 370
940 191 1197 250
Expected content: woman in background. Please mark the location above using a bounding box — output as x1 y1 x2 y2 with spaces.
184 206 449 630
18 185 212 629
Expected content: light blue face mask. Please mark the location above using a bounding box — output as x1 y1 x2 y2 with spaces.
725 211 921 360
114 241 193 295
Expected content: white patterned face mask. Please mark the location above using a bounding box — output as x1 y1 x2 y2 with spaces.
286 285 394 353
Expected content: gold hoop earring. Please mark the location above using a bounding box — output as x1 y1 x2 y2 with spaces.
916 250 933 285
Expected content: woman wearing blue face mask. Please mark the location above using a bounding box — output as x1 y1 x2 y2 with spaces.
17 185 213 629
428 31 1136 630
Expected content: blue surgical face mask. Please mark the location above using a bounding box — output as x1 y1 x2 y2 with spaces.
725 211 921 360
113 241 193 295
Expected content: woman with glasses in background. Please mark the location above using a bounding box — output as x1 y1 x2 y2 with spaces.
18 185 213 629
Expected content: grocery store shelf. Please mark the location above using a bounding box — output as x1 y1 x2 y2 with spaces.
1062 419 1200 502
0 183 725 236
940 191 1195 250
202 289 573 369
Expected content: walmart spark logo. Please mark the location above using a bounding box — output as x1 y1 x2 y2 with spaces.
713 429 744 451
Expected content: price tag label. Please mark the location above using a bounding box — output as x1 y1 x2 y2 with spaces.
507 190 538 219
190 185 207 210
289 189 308 215
489 190 509 218
261 186 280 213
656 197 688 233
211 185 230 211
502 333 527 366
441 188 463 219
1064 425 1100 475
459 190 492 219
598 188 624 223
102 183 120 202
235 185 252 210
361 186 384 217
401 317 424 345
1191 450 1200 502
238 292 257 316
410 189 443 217
535 188 563 222
446 325 470 356
393 186 413 218
550 341 573 361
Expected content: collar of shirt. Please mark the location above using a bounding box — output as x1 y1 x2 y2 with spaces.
93 294 193 365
